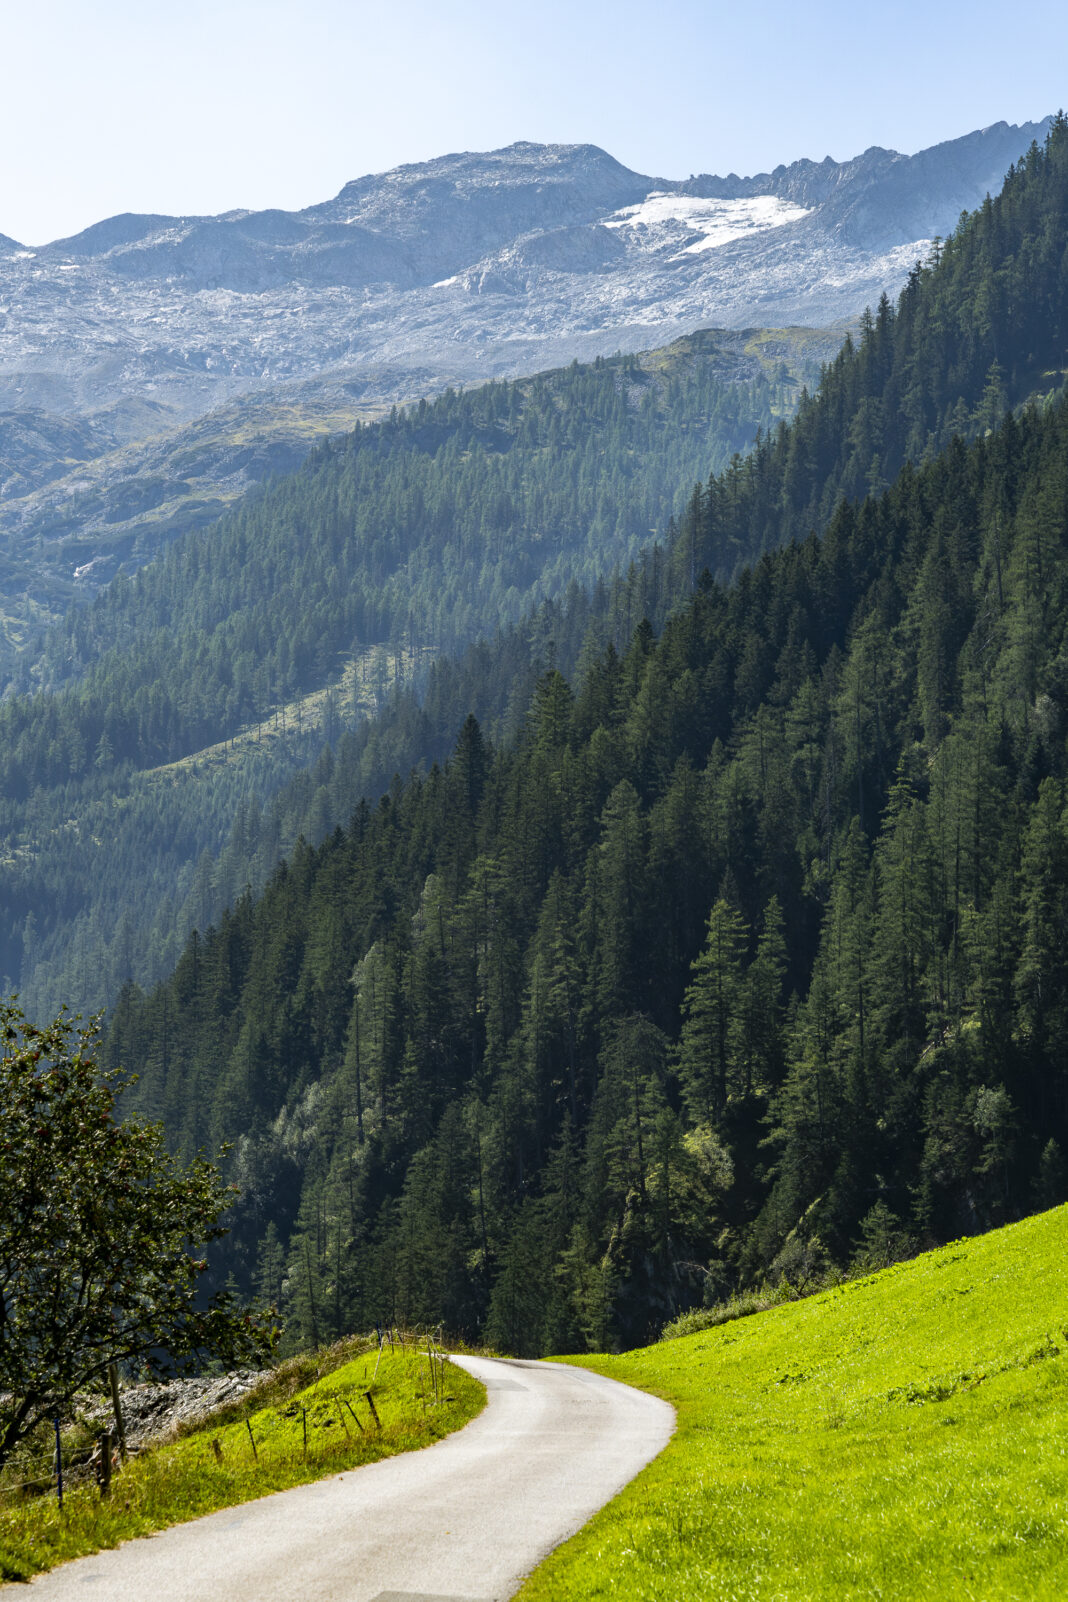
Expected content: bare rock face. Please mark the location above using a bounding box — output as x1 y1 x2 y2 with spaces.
0 120 1050 438
28 143 651 296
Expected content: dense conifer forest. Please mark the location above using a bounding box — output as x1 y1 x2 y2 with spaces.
14 111 1068 1023
2 335 812 1014
100 120 1068 1352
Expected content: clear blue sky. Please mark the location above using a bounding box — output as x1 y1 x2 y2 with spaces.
3 0 1064 245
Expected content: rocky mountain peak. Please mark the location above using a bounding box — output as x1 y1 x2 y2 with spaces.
0 116 1054 441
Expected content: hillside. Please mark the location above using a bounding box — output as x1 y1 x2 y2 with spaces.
0 389 394 649
519 1207 1068 1600
0 328 825 1015
106 338 1068 1348
0 324 833 655
654 119 1068 594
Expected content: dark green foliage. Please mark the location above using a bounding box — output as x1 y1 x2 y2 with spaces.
0 341 800 1018
108 350 1068 1347
29 119 1068 1350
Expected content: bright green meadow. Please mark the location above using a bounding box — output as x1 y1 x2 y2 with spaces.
0 1339 485 1584
519 1206 1068 1601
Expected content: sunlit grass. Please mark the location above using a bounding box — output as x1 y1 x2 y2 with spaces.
519 1206 1068 1601
0 1336 485 1583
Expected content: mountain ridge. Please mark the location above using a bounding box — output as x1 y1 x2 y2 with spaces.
0 118 1050 446
17 121 1050 258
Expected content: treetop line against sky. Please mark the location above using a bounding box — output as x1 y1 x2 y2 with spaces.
2 0 1065 246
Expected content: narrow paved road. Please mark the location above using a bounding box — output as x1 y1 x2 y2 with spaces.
23 1356 674 1602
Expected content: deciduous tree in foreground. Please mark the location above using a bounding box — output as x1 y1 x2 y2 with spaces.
0 1000 274 1472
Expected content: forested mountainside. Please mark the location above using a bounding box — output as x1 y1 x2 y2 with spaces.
107 378 1068 1353
2 330 823 1014
665 124 1068 584
103 120 1068 1352
5 332 810 737
0 389 386 648
13 118 1067 1023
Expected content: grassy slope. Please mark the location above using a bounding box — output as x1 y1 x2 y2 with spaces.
520 1207 1068 1601
0 1342 484 1584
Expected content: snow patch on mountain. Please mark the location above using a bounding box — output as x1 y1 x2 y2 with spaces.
603 193 811 255
0 119 1051 439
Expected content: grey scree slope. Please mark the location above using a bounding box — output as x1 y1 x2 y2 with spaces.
21 1355 675 1602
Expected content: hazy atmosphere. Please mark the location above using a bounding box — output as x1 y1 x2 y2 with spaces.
3 0 1065 242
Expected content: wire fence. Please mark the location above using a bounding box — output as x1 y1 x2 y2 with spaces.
0 1438 120 1504
0 1327 453 1511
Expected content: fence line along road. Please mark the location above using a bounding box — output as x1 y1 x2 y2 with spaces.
22 1354 675 1602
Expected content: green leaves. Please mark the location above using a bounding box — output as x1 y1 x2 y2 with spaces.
0 1000 274 1473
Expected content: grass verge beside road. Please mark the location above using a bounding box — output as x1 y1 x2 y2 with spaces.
519 1206 1068 1601
0 1338 485 1584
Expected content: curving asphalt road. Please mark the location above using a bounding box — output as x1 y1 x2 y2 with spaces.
22 1355 674 1602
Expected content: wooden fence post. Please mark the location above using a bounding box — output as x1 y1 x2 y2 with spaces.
108 1364 127 1461
53 1418 63 1510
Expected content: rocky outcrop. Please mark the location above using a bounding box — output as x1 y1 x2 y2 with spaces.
84 1370 270 1447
